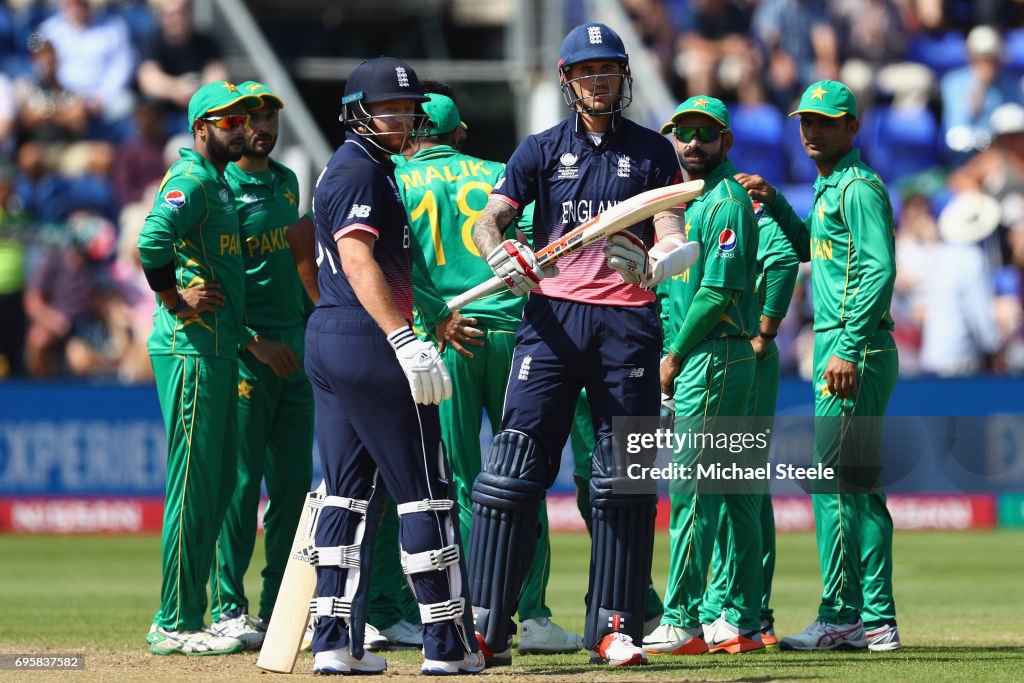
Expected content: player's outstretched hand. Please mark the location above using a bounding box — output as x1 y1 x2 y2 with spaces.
734 173 776 204
249 336 302 378
604 232 649 285
486 239 552 296
177 282 225 316
436 311 485 359
387 326 452 405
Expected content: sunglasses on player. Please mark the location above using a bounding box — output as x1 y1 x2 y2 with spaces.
201 114 250 130
673 126 728 144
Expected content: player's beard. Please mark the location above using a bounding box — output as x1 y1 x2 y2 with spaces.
207 131 245 164
244 133 277 159
680 142 725 179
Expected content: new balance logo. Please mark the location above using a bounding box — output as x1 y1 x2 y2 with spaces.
347 204 371 219
396 67 409 87
628 368 644 378
588 26 603 44
617 155 631 178
518 355 532 381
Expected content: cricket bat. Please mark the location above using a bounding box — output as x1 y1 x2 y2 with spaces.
256 482 326 673
447 179 704 311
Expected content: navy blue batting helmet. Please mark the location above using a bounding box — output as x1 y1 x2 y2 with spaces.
342 56 428 109
558 23 628 71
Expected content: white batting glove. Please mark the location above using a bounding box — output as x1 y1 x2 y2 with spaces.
486 239 550 296
644 236 700 289
604 232 649 286
387 327 452 405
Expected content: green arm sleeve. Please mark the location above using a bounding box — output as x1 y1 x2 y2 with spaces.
669 285 733 358
656 284 672 356
761 264 798 319
137 177 204 269
767 189 812 263
410 231 451 327
835 179 896 362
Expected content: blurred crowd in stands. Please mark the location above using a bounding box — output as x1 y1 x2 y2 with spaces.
2 0 1024 382
0 0 225 382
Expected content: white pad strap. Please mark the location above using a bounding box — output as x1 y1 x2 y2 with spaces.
321 495 368 514
418 597 466 624
401 543 460 575
307 543 361 568
310 596 352 619
397 498 454 515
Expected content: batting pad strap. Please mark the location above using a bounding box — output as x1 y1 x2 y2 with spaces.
401 543 460 575
396 498 454 515
418 597 466 624
308 543 361 568
310 596 353 619
321 495 368 514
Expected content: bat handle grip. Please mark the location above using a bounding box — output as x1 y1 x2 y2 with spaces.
446 275 504 311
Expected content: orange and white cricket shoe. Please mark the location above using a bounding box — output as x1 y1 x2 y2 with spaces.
642 623 709 655
760 618 779 648
591 632 648 666
705 616 766 654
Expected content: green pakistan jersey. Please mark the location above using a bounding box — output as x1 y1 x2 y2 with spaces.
139 147 246 357
657 159 759 347
767 149 895 362
224 158 308 334
393 145 533 331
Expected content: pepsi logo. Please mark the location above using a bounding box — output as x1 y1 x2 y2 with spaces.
752 200 765 219
718 228 737 252
164 190 186 208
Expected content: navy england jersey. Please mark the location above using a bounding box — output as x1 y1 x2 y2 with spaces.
492 114 681 306
312 134 414 320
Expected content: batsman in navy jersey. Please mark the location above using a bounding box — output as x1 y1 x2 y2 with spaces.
303 57 482 676
466 23 699 667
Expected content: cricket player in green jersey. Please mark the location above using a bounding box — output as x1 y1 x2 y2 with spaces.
138 81 261 656
698 203 800 648
643 96 764 656
738 80 901 652
206 82 314 649
394 92 582 654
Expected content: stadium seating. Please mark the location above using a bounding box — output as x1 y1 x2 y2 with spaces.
727 104 787 186
860 105 939 184
907 30 967 76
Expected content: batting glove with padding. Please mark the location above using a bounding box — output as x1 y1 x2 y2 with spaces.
486 239 553 296
387 327 452 405
604 231 649 286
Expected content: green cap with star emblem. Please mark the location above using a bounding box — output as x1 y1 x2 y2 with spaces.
660 95 730 134
789 80 857 119
187 81 262 132
237 80 285 110
420 93 466 136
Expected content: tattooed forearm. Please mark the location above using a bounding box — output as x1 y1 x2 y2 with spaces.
473 197 517 257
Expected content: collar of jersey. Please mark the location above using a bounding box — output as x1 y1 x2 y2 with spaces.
344 132 394 167
688 158 739 204
178 147 224 180
814 148 861 191
225 158 283 188
571 111 623 147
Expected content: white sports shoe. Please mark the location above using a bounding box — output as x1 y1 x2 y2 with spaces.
312 647 387 675
518 617 583 653
591 632 648 666
379 619 423 649
421 650 486 675
146 624 243 656
642 623 708 655
210 613 266 650
865 622 901 652
475 632 512 666
705 616 765 654
779 620 868 651
363 623 391 652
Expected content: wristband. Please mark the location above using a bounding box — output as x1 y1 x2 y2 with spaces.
758 331 778 340
166 293 187 315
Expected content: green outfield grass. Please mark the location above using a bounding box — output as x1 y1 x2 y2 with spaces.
0 530 1022 680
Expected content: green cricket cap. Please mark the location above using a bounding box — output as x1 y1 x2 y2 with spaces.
187 81 262 132
237 80 285 109
789 80 858 119
660 95 730 134
421 93 466 136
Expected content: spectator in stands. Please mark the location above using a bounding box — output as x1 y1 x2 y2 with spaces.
940 25 1020 159
113 98 169 206
23 209 113 377
892 193 939 374
621 0 679 86
0 73 16 160
38 0 136 126
0 162 30 378
676 0 765 103
137 0 228 128
949 102 1024 231
13 34 113 181
751 0 839 109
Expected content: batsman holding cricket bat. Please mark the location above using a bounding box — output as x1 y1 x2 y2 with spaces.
466 22 698 667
